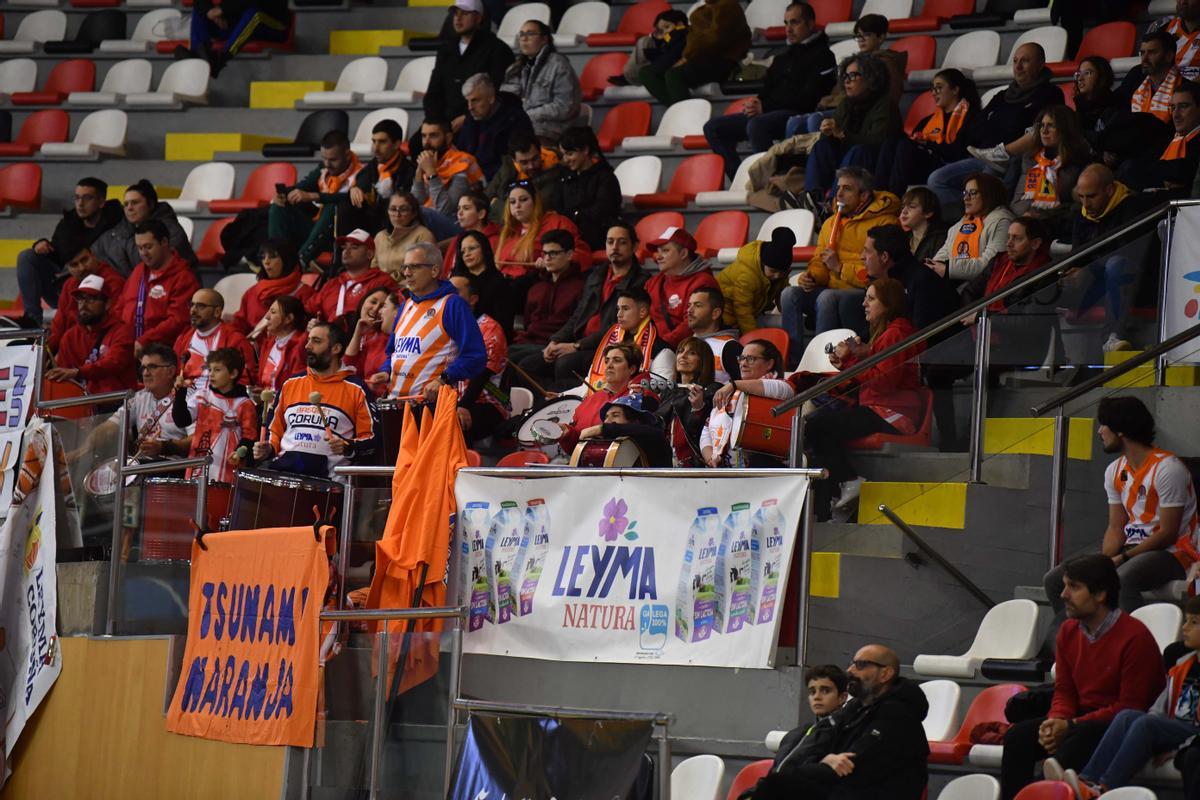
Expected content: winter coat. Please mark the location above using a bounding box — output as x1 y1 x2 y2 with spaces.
55 307 137 394
717 241 788 334
500 46 583 141
809 191 902 290
683 0 751 64
965 69 1066 148
514 264 586 344
760 32 837 114
48 261 126 352
554 263 648 345
423 28 515 122
934 206 1017 282
91 202 198 274
454 93 535 180
559 158 622 250
832 92 902 149
116 251 201 348
644 256 720 347
44 198 123 267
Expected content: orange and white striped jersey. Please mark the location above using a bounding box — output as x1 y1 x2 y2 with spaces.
186 386 258 484
388 294 457 397
1106 448 1200 555
702 332 737 383
1163 17 1200 79
270 367 375 478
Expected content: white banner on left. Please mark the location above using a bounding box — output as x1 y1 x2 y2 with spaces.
1165 205 1200 364
451 472 808 669
0 418 61 788
0 345 40 521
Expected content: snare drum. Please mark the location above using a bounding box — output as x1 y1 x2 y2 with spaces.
516 397 581 451
569 438 647 468
40 379 93 421
84 457 121 498
228 469 343 531
731 394 797 459
140 477 234 561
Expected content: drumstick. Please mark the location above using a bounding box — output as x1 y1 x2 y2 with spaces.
309 390 352 443
258 389 276 444
507 361 552 399
572 372 596 395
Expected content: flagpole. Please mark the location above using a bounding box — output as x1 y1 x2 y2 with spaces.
385 561 430 706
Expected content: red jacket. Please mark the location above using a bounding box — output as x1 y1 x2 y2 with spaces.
173 322 258 387
559 376 657 454
231 270 316 335
442 222 500 274
514 266 585 344
344 327 389 386
55 308 137 394
256 330 308 394
1050 611 1165 724
304 267 400 322
118 252 200 348
496 213 592 279
644 264 720 348
48 261 126 352
836 317 926 430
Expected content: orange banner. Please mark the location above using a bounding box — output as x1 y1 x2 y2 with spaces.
165 526 329 747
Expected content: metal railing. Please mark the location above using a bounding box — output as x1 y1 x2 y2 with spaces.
876 504 995 609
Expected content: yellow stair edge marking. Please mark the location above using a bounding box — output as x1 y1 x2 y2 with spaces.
106 184 180 201
1103 350 1200 387
329 29 432 55
983 417 1094 460
249 80 333 109
409 0 453 6
0 240 34 269
809 552 840 598
857 481 967 529
165 133 288 161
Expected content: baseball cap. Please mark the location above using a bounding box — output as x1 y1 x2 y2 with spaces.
73 274 107 298
646 226 697 253
336 228 375 249
452 0 484 14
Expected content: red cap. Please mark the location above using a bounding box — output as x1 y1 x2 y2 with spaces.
336 228 375 250
73 274 108 298
646 226 697 253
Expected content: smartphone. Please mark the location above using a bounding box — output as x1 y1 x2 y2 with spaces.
275 183 289 195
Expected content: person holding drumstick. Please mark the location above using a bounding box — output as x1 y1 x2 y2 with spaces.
577 394 673 468
655 337 722 467
558 342 656 454
701 339 794 468
172 347 259 484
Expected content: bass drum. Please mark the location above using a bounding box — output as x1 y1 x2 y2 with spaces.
228 469 343 531
140 477 234 561
515 396 581 456
374 399 422 466
569 438 646 468
731 394 796 459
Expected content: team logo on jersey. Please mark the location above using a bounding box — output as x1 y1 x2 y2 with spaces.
423 308 437 320
668 294 682 309
149 285 167 300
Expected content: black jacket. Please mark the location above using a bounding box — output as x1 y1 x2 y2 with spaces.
559 158 622 250
599 421 673 467
449 263 516 337
888 251 961 332
424 29 515 123
454 93 534 181
654 381 722 465
44 199 123 268
353 153 416 204
910 224 948 265
966 69 1065 148
553 263 648 345
760 32 838 114
1069 189 1159 246
486 160 565 220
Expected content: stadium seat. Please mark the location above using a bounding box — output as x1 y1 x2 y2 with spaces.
764 0 850 38
499 2 551 47
0 110 69 157
363 56 434 105
973 26 1069 82
725 760 773 800
1131 602 1183 654
826 0 912 38
623 99 712 151
849 388 933 449
634 153 724 208
177 215 195 244
554 2 610 46
890 0 973 32
910 30 1001 85
634 211 684 260
305 56 388 106
613 155 663 201
11 59 95 105
0 163 43 211
1014 782 1073 800
0 10 68 55
1098 789 1158 799
0 59 38 100
980 84 1005 107
671 755 724 800
262 109 349 158
587 0 670 47
170 162 236 214
929 683 1025 765
919 679 961 742
596 100 651 151
100 8 181 53
465 449 482 467
72 0 120 9
67 58 152 106
746 0 790 33
915 599 1040 678
938 774 1000 800
694 211 749 258
764 730 786 752
509 387 534 416
351 108 409 158
904 91 937 135
1051 21 1136 77
194 216 235 265
741 328 790 366
720 209 815 263
889 35 936 74
830 38 859 63
796 328 856 374
39 109 127 158
208 163 297 213
678 99 752 149
497 450 550 467
212 273 257 315
125 59 210 106
581 53 629 102
44 9 125 55
695 152 765 207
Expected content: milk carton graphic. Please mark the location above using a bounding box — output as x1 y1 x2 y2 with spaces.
750 498 787 625
510 498 550 616
715 502 754 633
484 500 523 624
675 507 721 642
459 501 492 631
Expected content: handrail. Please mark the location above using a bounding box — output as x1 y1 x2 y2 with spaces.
1031 320 1200 416
453 699 672 724
335 465 829 478
876 504 995 609
319 606 466 621
37 388 129 411
0 328 44 341
120 455 210 476
772 199 1173 416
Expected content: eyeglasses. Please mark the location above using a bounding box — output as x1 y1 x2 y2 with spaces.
189 302 220 310
737 354 764 363
849 659 886 670
399 262 436 272
541 248 567 257
962 189 980 199
139 362 173 373
843 71 863 82
507 179 533 192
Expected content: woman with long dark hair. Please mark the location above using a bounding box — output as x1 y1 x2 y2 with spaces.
655 336 721 466
451 229 515 336
341 287 395 392
233 239 314 338
501 19 582 143
256 294 307 395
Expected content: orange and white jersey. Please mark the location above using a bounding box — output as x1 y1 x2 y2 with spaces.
387 295 459 397
702 332 736 383
1163 17 1200 79
1106 448 1200 553
187 386 258 484
270 368 375 477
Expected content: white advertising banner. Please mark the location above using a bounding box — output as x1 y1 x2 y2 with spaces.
451 472 808 669
1166 205 1200 364
0 344 40 520
0 418 61 786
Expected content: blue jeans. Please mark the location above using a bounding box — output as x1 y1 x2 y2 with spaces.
704 109 795 180
784 110 833 138
804 138 878 197
16 249 60 322
1081 709 1198 788
190 3 289 56
780 284 812 365
816 287 866 335
1078 255 1135 336
927 157 988 208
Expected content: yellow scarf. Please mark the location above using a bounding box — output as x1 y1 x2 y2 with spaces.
1082 181 1130 223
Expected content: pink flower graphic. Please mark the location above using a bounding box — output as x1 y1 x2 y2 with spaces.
598 498 629 542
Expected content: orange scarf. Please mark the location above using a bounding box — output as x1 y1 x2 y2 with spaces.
951 215 984 260
318 152 363 194
1163 125 1200 160
515 147 560 179
914 99 970 145
587 318 657 390
1131 67 1178 123
1022 150 1061 210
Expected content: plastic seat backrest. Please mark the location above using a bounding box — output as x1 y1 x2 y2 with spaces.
557 2 610 37
1013 781 1074 800
860 0 913 19
394 56 435 92
949 683 1025 746
938 774 1000 800
1007 26 1068 64
597 101 651 149
671 755 725 800
830 38 859 63
745 0 788 29
917 0 972 19
654 98 711 138
73 108 126 148
740 328 790 367
212 273 257 311
905 91 937 135
1095 788 1158 800
498 2 551 43
155 58 209 96
0 163 43 208
725 760 772 800
890 35 935 72
43 59 96 94
335 56 387 92
635 211 684 259
614 155 662 196
243 163 298 201
963 599 1039 660
292 109 349 146
179 162 235 202
1075 21 1135 60
618 0 672 35
72 9 125 43
15 10 68 43
810 0 851 25
0 60 38 95
195 217 234 263
729 152 766 191
354 108 408 145
1131 602 1183 654
919 679 962 741
130 9 181 42
695 210 749 255
758 209 815 246
17 110 69 147
942 30 1001 69
666 153 724 196
497 450 550 467
98 58 152 94
580 52 629 100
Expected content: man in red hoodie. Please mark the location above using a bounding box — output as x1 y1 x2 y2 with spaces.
644 226 719 348
509 230 585 360
47 237 125 354
1000 554 1166 799
305 229 400 322
118 220 200 358
174 288 257 394
46 274 136 394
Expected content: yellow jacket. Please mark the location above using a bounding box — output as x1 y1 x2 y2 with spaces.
717 241 788 334
808 191 901 290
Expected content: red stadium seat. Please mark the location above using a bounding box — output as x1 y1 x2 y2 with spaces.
904 91 937 136
587 0 670 46
889 35 936 73
0 110 69 157
634 153 724 208
597 100 651 151
635 211 684 260
928 683 1025 765
741 327 789 367
724 97 753 116
725 760 773 800
694 210 749 258
0 163 43 211
764 0 851 38
848 388 933 449
580 52 629 101
1014 783 1074 800
1049 21 1135 77
194 217 234 266
497 450 550 467
466 449 482 467
890 0 973 32
11 59 95 106
208 163 297 214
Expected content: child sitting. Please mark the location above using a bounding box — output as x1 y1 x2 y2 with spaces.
173 347 258 484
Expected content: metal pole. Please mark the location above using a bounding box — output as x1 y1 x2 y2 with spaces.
105 403 129 635
335 466 828 479
443 616 463 796
1157 210 1174 385
369 628 389 800
787 407 804 469
796 481 815 670
30 338 44 418
336 481 356 611
195 455 210 532
1048 406 1070 571
967 310 992 484
298 748 311 800
657 722 671 800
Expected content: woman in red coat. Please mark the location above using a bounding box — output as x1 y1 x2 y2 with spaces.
495 181 591 281
232 240 315 337
255 294 308 395
558 342 656 454
341 287 396 395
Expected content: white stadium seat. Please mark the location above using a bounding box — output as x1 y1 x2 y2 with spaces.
746 0 790 31
170 163 236 214
351 108 409 158
613 155 663 200
622 98 712 151
553 2 610 46
0 59 38 99
826 0 913 37
1150 0 1174 11
498 2 551 46
910 30 1001 85
363 56 435 105
797 329 858 373
126 59 211 106
695 152 767 207
967 744 1005 768
509 387 535 416
764 730 786 753
920 680 962 742
1131 602 1183 654
830 38 860 64
0 10 68 55
939 774 1000 800
1013 7 1052 24
67 59 153 106
719 209 814 263
914 599 1040 678
305 57 388 106
127 0 173 7
99 9 183 53
20 0 59 7
177 216 195 243
213 273 258 317
671 755 725 800
40 109 128 159
972 26 1068 83
1101 789 1160 800
980 84 1006 107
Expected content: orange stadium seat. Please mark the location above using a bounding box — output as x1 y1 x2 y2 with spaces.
587 0 670 47
741 327 789 367
0 163 43 211
694 210 749 258
208 163 297 214
1049 21 1135 76
763 0 851 38
1014 783 1074 800
497 451 550 467
634 211 683 260
11 59 95 105
633 153 724 208
194 217 235 266
890 0 973 32
848 388 933 449
890 35 936 73
597 101 651 151
904 91 937 135
928 683 1025 765
580 52 628 101
0 110 69 157
725 760 773 800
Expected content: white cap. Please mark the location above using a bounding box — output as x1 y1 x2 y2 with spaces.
453 0 483 14
73 274 107 297
336 228 375 249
